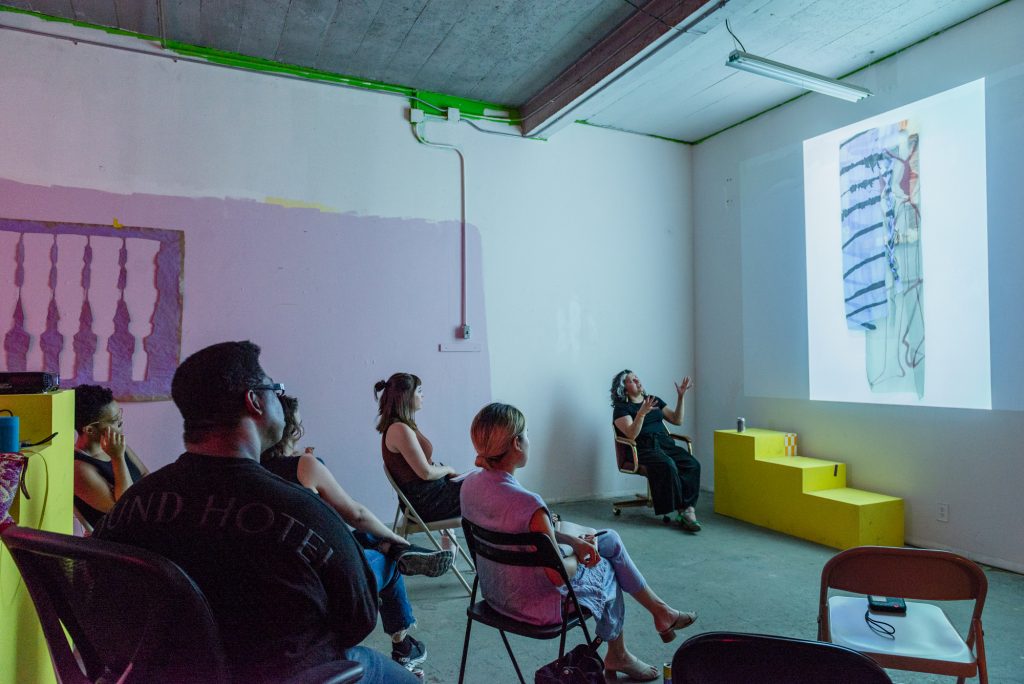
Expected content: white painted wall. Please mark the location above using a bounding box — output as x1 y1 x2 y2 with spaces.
0 12 694 515
693 1 1024 571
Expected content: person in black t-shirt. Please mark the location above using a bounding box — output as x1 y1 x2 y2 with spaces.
73 384 149 530
94 341 416 684
610 369 702 531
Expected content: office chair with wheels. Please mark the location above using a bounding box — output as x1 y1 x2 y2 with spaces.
612 429 693 523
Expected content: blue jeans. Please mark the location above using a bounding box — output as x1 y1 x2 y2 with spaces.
355 532 415 635
343 646 420 684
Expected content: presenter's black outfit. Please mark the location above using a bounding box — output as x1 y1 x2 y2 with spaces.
614 397 700 516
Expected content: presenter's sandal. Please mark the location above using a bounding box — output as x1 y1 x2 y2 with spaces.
658 610 698 643
604 654 658 682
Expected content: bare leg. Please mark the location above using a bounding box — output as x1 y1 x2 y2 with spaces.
631 586 697 635
603 631 657 681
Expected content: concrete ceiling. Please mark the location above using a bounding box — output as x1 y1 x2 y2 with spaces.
0 0 1006 142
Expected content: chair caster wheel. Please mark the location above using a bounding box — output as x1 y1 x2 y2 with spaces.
663 515 671 524
613 508 621 516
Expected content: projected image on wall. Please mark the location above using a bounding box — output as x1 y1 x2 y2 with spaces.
804 79 990 409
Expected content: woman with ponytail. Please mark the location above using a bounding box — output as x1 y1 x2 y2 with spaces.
376 373 462 522
460 403 697 682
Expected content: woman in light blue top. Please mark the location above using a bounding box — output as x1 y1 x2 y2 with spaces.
460 403 697 682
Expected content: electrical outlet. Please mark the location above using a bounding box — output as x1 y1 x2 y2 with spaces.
937 503 949 522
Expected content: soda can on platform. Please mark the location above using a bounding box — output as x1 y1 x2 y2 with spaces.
737 417 746 432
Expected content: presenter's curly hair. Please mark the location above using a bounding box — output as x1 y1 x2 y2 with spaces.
375 372 421 433
172 340 267 442
261 394 304 464
609 369 636 407
74 384 115 432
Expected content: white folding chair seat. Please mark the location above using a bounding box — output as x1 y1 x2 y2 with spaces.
828 596 976 674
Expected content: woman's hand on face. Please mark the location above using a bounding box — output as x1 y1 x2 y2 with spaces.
636 395 657 417
675 376 694 398
100 426 126 460
572 536 601 568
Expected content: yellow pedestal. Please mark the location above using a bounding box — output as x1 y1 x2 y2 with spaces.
1 390 74 684
714 428 903 550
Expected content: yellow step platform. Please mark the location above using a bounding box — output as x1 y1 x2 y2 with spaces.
714 428 903 550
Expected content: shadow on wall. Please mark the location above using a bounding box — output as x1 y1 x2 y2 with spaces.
533 396 603 502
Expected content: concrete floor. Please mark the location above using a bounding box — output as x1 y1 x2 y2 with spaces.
364 493 1024 683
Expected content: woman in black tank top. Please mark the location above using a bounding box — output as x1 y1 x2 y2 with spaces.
73 385 149 529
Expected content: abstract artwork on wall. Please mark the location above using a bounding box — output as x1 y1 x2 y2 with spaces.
839 120 923 397
0 219 184 400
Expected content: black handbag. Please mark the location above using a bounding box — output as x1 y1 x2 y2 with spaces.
534 639 604 684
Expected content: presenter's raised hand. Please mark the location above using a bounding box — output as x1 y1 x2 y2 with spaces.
675 376 694 399
637 395 657 417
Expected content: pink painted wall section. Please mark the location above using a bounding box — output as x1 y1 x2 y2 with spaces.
0 178 490 518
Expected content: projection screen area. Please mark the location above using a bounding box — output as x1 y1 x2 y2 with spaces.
804 80 989 409
740 71 1024 411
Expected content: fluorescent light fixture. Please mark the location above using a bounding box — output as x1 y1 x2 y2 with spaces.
726 50 872 102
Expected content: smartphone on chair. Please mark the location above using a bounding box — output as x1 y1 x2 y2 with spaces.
867 595 907 614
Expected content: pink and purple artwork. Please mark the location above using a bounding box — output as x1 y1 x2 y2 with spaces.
0 218 184 400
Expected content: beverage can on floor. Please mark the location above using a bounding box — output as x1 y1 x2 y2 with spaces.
663 662 672 683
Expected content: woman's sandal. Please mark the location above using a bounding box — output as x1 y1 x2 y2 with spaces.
604 655 659 681
658 610 698 643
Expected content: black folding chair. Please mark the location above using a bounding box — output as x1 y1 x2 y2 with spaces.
1 525 363 684
672 631 893 683
457 518 596 684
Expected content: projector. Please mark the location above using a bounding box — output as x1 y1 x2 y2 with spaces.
0 372 60 395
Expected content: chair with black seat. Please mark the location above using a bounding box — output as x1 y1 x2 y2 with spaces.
671 631 893 683
611 429 693 523
0 525 363 684
818 545 988 683
457 518 596 684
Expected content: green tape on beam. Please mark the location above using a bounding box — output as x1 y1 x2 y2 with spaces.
412 90 521 124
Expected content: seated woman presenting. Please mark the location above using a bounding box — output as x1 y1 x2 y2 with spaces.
460 403 697 682
376 373 462 523
73 385 149 529
261 394 454 670
610 370 702 531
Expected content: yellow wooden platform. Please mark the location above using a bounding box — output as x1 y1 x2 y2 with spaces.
714 428 903 549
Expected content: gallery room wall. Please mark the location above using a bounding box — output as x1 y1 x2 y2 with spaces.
0 11 695 515
693 0 1024 571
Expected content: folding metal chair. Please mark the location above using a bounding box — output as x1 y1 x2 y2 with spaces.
818 545 988 683
384 466 474 594
457 518 596 684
